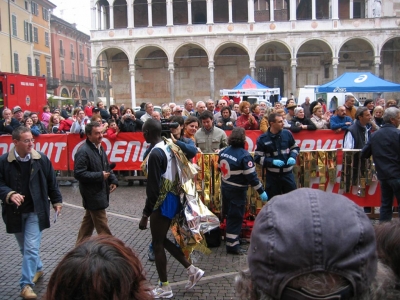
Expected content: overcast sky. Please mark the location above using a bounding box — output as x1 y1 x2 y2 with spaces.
51 0 91 35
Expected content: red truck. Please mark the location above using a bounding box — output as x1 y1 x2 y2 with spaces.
0 72 47 116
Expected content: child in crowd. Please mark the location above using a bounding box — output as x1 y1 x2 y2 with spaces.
41 105 51 128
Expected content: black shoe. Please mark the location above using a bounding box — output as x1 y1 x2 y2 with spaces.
227 248 247 255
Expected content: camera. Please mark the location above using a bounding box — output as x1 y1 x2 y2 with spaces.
161 120 179 138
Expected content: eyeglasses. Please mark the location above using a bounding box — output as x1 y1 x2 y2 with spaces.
19 139 35 144
175 111 183 113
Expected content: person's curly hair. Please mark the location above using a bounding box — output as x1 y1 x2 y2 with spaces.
44 236 152 300
228 127 246 148
239 101 251 113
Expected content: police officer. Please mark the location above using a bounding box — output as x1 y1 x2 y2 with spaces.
254 113 299 199
218 127 268 255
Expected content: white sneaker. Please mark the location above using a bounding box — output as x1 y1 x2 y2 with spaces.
185 266 205 290
152 285 173 299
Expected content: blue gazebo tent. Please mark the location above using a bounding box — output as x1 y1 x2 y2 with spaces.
315 72 400 93
220 75 280 97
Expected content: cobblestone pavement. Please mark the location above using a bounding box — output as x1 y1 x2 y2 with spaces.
0 181 247 299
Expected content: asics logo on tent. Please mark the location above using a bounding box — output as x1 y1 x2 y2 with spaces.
354 74 368 83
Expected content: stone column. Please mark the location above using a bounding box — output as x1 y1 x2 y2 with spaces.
92 68 98 104
374 56 381 76
128 2 134 28
312 0 316 20
102 6 107 30
269 0 274 22
129 64 136 107
206 0 214 24
291 58 297 96
91 5 96 30
228 0 233 23
349 0 354 19
188 0 192 25
148 0 153 27
290 0 296 21
105 69 111 109
168 62 175 103
247 0 255 23
109 5 114 29
97 4 102 30
332 0 339 20
249 60 256 79
166 0 173 26
332 57 339 79
209 61 215 99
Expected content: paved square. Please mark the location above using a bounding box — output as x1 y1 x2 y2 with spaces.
0 182 246 299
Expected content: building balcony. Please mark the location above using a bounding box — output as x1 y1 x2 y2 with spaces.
83 76 92 83
59 48 65 57
90 18 399 42
46 77 60 89
79 53 84 61
70 51 76 60
61 73 78 82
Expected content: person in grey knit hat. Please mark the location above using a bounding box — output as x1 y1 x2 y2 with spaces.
235 188 377 300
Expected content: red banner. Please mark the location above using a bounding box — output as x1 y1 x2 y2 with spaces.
0 134 68 170
0 130 380 206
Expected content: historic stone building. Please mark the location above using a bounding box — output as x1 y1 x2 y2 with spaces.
89 0 400 107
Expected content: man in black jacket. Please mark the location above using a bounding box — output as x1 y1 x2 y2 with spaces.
0 126 62 299
362 107 400 222
74 122 118 245
344 107 372 213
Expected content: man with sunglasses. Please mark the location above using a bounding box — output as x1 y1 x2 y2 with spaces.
0 126 62 299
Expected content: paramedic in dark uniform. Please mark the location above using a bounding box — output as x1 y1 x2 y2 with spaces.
254 113 300 199
218 127 268 255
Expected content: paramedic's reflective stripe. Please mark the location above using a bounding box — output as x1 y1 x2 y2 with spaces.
222 178 248 187
254 151 264 156
267 166 294 173
226 232 240 247
260 157 265 165
226 233 237 239
290 143 299 154
253 182 262 190
229 167 255 175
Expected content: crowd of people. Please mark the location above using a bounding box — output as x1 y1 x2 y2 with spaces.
1 95 400 299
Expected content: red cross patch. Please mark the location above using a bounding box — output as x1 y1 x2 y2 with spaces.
220 159 230 179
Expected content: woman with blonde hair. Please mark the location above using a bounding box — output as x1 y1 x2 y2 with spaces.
371 105 384 130
259 106 275 133
310 104 331 129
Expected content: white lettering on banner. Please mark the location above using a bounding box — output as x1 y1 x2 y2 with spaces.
296 139 343 150
35 142 66 163
71 140 86 161
245 137 254 152
0 143 12 154
71 139 150 162
0 142 66 162
109 141 127 162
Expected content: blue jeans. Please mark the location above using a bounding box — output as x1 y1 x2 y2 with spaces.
14 213 43 289
379 179 400 222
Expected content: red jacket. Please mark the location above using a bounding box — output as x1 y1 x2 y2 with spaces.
58 119 73 132
236 114 258 130
84 106 93 117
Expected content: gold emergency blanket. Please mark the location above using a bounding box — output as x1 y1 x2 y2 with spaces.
164 139 220 254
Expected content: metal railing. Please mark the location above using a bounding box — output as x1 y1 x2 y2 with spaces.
46 77 60 89
70 51 75 60
59 48 65 57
